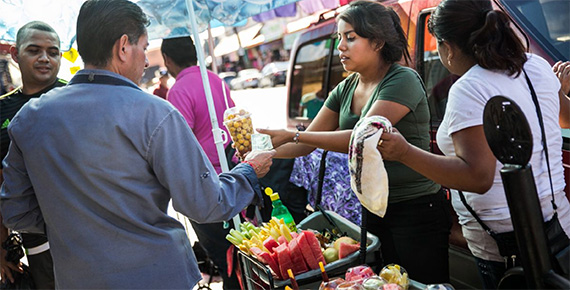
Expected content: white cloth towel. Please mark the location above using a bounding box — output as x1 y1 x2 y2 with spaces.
348 116 392 217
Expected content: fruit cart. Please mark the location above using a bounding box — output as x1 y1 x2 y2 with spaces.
238 210 381 289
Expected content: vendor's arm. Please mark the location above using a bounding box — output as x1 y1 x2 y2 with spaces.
259 93 411 158
379 125 495 193
258 107 346 158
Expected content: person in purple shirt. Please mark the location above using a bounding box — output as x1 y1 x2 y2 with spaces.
161 36 240 289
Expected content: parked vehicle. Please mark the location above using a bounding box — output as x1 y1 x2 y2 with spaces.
260 61 289 88
230 68 262 90
285 0 569 288
219 71 236 87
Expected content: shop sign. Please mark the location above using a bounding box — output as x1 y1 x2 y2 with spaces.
261 20 285 43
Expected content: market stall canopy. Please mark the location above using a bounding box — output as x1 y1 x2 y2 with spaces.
214 23 263 56
0 0 299 51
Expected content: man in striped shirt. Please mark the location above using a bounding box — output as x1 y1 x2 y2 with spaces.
0 21 64 289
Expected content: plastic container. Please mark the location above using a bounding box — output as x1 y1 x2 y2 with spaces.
266 187 297 232
379 264 409 290
238 210 381 289
319 277 345 290
336 280 361 290
361 276 388 290
223 107 253 155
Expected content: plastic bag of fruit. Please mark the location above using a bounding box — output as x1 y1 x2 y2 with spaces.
223 107 253 155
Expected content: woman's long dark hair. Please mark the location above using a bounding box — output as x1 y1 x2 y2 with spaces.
337 0 411 65
428 0 527 76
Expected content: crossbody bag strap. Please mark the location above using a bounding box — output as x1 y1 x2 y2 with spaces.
458 69 558 242
458 190 497 237
68 73 140 90
523 69 557 212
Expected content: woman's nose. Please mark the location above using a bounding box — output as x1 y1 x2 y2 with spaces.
337 38 346 51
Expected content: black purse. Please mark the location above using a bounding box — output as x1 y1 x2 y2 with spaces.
458 70 569 276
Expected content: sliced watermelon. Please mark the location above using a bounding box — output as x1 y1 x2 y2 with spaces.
287 237 309 275
278 235 288 245
304 230 326 267
274 243 294 280
263 237 279 253
269 251 282 279
297 232 319 270
338 242 361 259
250 246 281 278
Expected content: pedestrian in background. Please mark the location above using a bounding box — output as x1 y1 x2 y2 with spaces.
379 0 570 287
0 20 66 289
258 0 451 284
152 69 169 99
0 0 274 288
161 35 239 289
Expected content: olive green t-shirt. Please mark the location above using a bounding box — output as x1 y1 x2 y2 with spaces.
325 63 440 203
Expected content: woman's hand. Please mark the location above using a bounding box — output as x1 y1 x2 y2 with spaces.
376 128 411 161
256 128 294 149
553 61 570 96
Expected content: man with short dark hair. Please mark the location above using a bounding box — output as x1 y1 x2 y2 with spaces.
0 20 65 289
0 0 274 288
161 36 239 289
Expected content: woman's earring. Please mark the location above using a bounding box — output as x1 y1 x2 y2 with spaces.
447 59 452 66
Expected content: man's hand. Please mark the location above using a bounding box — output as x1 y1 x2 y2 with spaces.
243 149 276 178
1 210 24 284
0 246 23 284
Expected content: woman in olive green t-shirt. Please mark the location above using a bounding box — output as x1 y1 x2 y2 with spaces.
258 1 451 283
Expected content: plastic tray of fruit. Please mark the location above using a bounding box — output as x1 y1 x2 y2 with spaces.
238 210 381 289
